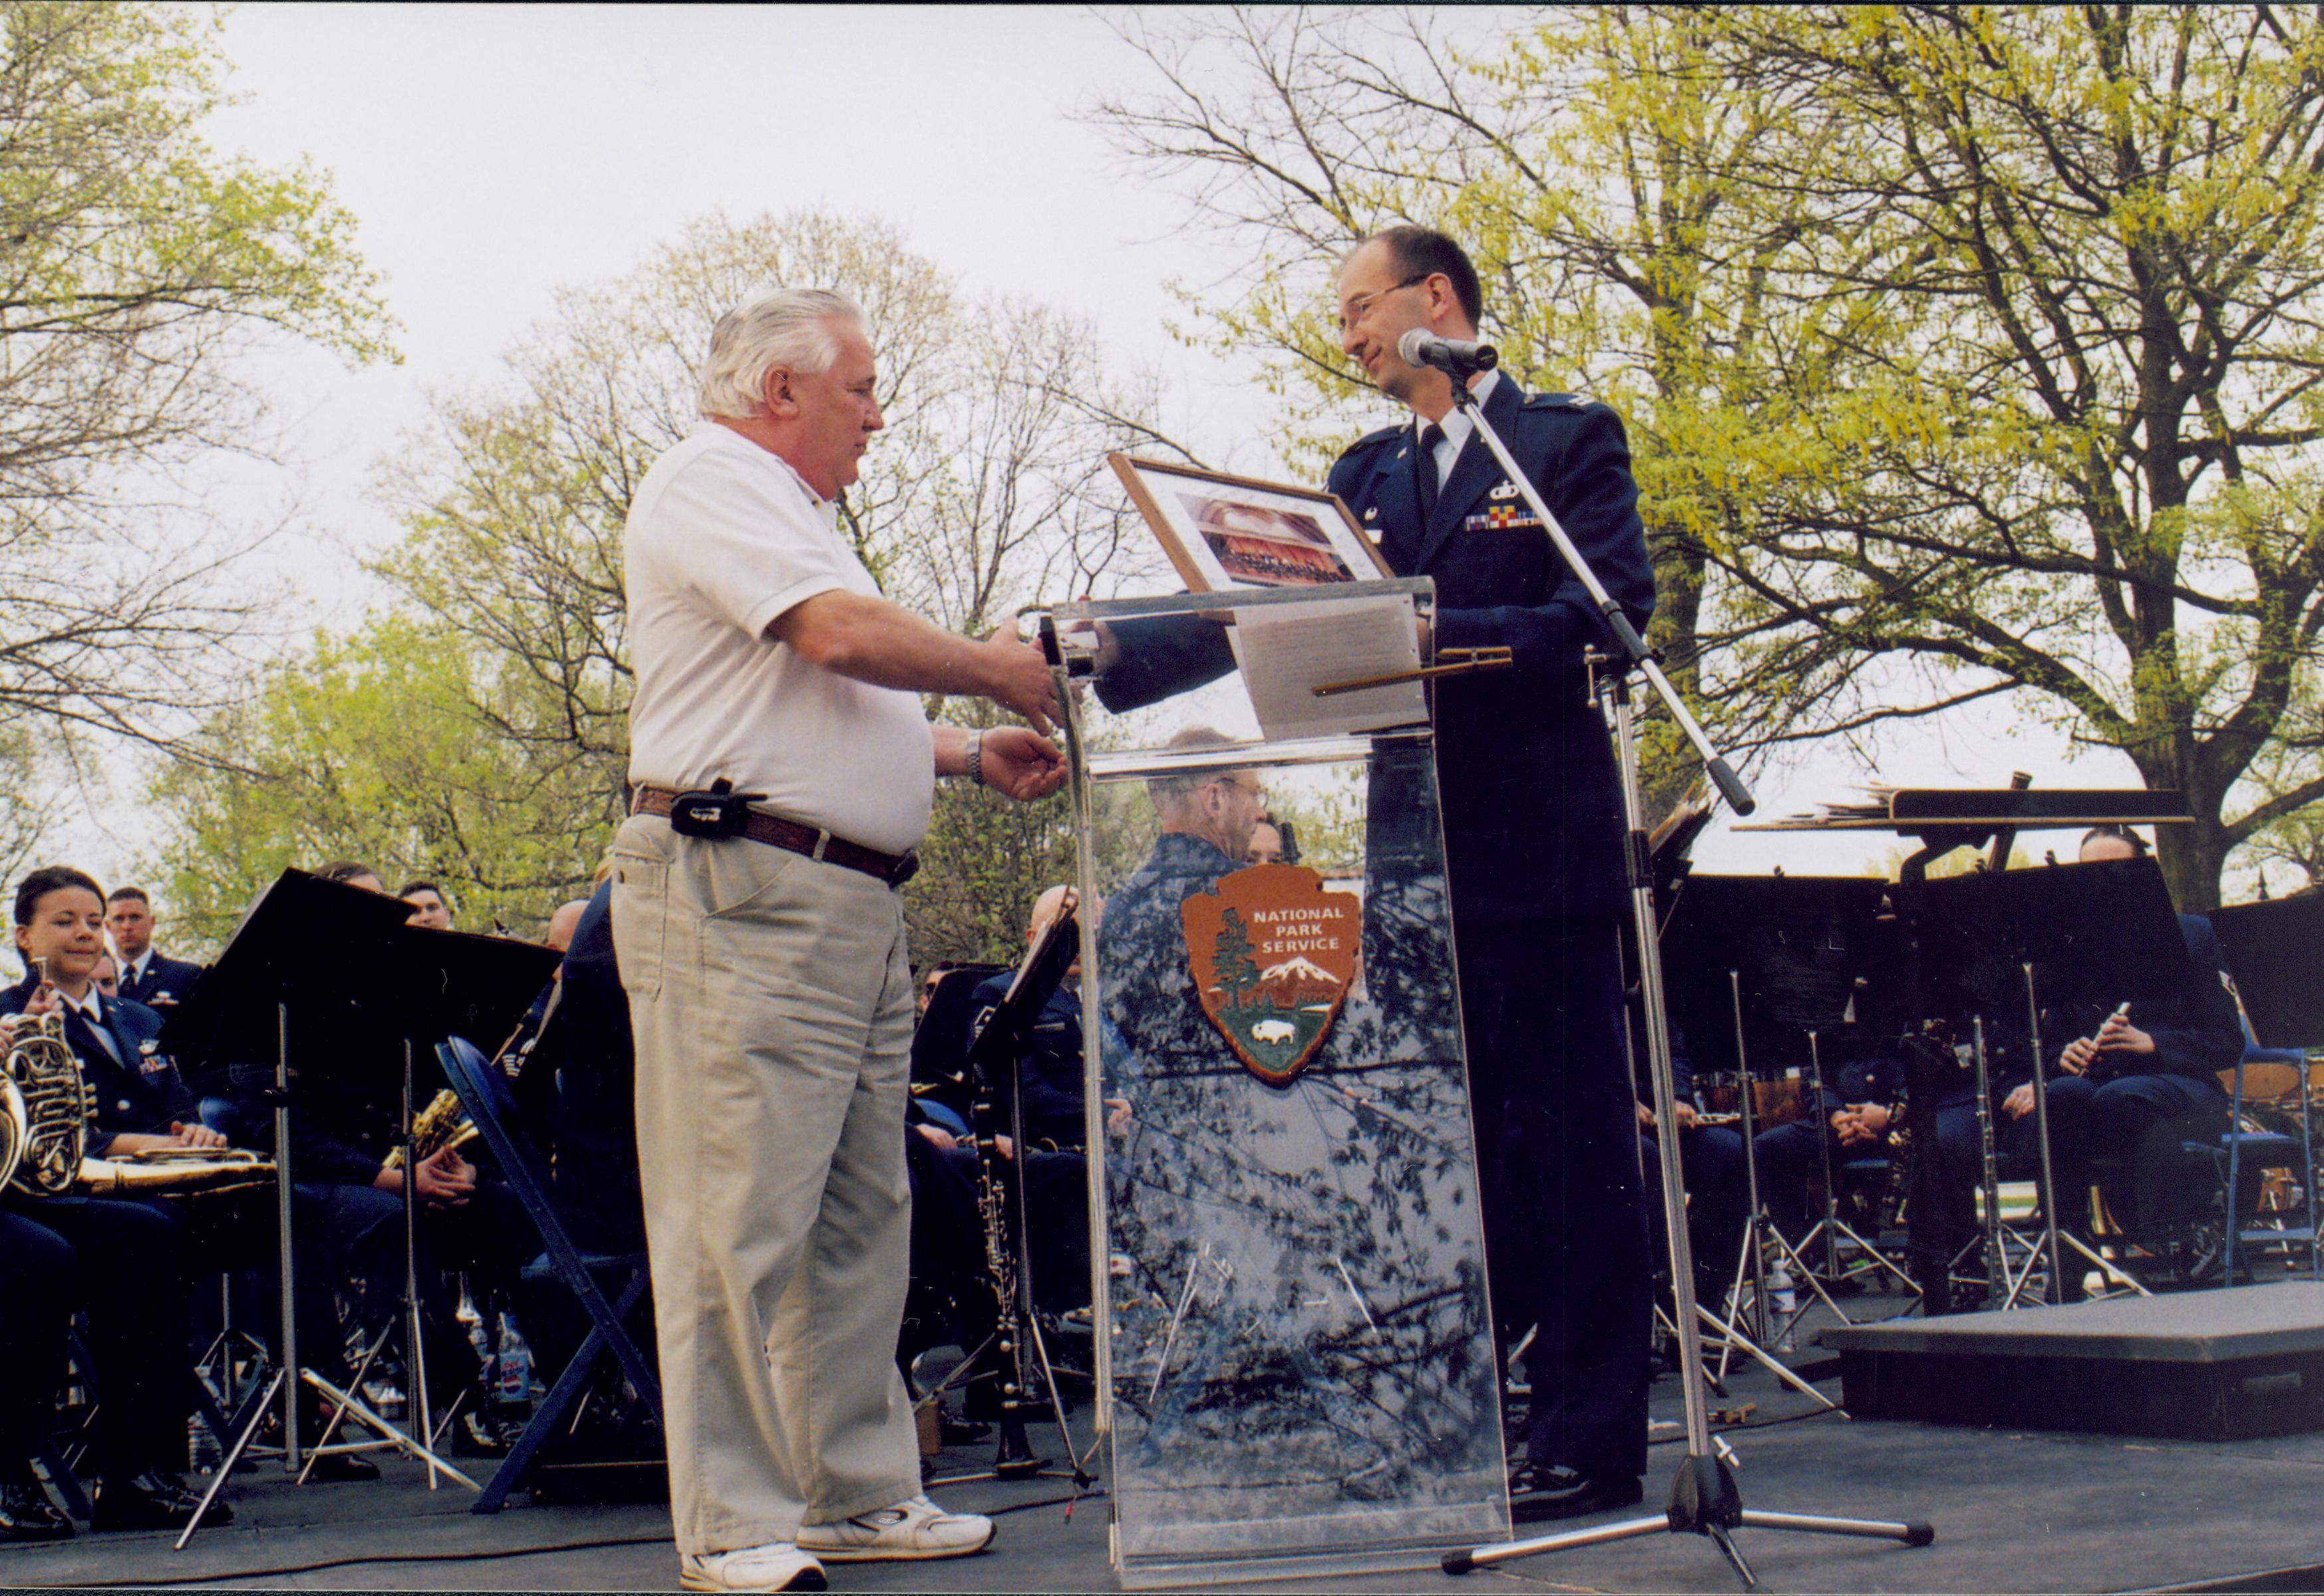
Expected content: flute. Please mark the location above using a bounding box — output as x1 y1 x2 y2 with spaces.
2063 1001 2133 1076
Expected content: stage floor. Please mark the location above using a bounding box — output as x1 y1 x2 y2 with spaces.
17 1282 2324 1593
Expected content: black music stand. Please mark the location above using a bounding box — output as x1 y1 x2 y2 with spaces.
2208 895 2324 1282
159 869 475 1540
922 901 1096 1493
333 924 560 1484
1665 875 1905 1357
1905 857 2191 1306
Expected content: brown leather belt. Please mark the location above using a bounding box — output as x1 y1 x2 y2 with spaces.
630 786 919 886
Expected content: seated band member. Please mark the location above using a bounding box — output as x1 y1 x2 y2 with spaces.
1243 814 1298 868
400 880 453 931
1099 729 1266 1093
3 868 226 1162
5 866 399 1478
1750 1030 2001 1311
965 886 1108 1310
0 1137 212 1536
2002 827 2241 1245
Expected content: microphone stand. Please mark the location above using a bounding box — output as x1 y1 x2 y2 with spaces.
1436 376 1933 1588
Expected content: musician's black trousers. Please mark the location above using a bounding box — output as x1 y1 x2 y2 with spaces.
2016 1072 2228 1235
1456 913 1651 1480
0 1195 193 1476
1638 1123 1747 1298
1756 1107 1983 1269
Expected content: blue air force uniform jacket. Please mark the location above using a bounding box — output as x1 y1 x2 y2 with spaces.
1 976 189 1157
1327 378 1653 921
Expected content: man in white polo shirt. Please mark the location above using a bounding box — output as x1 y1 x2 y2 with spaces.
614 286 1066 1594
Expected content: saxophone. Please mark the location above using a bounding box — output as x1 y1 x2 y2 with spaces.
382 1089 480 1171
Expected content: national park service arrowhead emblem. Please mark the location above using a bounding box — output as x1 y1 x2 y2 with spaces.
1181 864 1359 1085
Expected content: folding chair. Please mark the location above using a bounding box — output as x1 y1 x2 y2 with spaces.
435 1036 661 1513
2217 1030 2313 1286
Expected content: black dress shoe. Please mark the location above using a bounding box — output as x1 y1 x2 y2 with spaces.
302 1449 381 1483
1509 1464 1646 1524
0 1478 74 1541
451 1410 523 1459
92 1470 231 1532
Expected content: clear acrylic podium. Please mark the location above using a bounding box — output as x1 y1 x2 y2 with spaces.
1050 580 1509 1587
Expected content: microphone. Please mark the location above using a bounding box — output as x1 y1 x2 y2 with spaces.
1398 328 1498 377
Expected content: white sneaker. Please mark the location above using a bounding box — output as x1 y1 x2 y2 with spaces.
796 1494 995 1562
679 1541 827 1592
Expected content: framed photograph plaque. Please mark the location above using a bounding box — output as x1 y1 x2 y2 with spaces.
1109 454 1395 592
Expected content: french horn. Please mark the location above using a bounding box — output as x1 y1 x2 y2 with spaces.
4 969 273 1198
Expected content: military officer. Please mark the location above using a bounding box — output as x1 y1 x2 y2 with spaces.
1326 225 1655 1520
1093 225 1657 1519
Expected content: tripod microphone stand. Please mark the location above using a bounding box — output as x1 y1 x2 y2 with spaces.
1437 380 1932 1587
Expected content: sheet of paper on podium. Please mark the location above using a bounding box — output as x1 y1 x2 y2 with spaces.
1228 593 1426 741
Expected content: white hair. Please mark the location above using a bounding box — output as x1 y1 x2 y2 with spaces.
695 287 864 421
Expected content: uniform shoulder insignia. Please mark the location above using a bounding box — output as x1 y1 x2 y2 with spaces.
1525 391 1593 410
1345 421 1404 452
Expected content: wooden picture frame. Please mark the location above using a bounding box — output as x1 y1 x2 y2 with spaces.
1108 454 1395 592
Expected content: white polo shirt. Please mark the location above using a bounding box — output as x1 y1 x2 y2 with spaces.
625 425 935 855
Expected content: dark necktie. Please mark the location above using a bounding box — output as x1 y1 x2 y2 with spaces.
1415 422 1444 528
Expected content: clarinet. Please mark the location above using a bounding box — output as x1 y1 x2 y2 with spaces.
1970 1016 2010 1298
963 1004 1048 1474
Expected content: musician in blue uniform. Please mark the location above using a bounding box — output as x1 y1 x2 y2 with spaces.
3 869 215 1529
1098 227 1656 1520
104 887 205 1008
2008 828 2242 1251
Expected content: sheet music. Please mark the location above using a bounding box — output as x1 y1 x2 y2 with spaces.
1228 595 1427 741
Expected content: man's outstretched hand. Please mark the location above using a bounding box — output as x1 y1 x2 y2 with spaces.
981 727 1068 801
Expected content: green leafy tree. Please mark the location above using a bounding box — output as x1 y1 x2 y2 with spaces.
1104 5 2324 909
150 616 610 951
0 0 392 757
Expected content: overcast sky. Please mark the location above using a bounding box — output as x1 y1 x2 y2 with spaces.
58 3 2168 911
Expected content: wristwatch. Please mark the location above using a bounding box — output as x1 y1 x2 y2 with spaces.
963 730 984 787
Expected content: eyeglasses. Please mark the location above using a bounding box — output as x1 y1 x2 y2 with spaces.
1336 272 1430 335
1209 775 1268 802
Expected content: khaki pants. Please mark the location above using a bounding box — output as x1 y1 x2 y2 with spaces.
610 815 921 1555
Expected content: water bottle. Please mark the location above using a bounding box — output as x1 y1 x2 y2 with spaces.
189 1414 223 1476
1769 1258 1798 1348
494 1312 533 1409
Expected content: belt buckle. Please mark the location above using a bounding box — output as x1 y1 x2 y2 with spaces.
810 832 830 862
